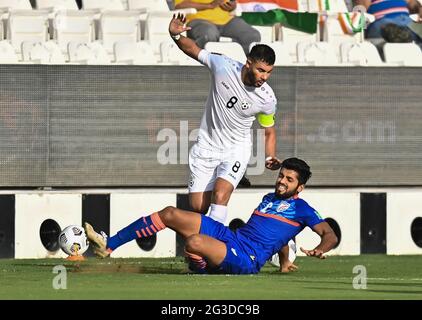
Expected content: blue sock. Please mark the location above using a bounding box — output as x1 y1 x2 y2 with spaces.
106 212 166 251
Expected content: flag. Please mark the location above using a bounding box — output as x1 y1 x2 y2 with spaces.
241 9 318 33
239 0 363 35
337 12 365 34
237 0 299 12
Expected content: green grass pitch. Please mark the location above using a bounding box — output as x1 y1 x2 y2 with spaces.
0 255 421 300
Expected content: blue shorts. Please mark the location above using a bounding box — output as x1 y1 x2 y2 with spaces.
199 215 259 274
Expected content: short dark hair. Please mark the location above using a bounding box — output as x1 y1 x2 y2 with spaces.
248 44 276 65
281 158 312 185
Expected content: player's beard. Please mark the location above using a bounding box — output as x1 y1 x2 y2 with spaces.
246 69 262 87
275 184 298 199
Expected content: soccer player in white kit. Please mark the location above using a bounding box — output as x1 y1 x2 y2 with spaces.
169 13 282 225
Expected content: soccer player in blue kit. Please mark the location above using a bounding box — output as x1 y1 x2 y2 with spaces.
84 158 338 274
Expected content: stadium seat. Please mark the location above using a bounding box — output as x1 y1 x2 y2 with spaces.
134 0 196 44
0 0 32 10
52 10 95 53
323 14 361 45
297 41 340 66
160 40 201 65
204 41 246 63
144 12 176 56
279 26 319 62
21 40 65 63
7 10 49 53
68 41 111 64
261 41 294 66
81 0 125 11
35 0 79 10
99 11 141 53
128 0 196 14
340 41 384 66
0 40 19 63
383 42 422 66
0 14 4 40
114 40 158 64
128 0 169 12
252 25 277 44
307 0 348 13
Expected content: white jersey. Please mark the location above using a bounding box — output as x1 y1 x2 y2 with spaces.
197 49 277 151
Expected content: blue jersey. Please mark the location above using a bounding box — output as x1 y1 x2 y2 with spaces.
236 193 325 270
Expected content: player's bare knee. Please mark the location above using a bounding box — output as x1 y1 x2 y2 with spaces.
185 234 204 253
196 204 210 214
189 200 209 215
159 206 177 223
213 190 230 205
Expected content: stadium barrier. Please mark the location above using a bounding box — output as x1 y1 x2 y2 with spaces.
1 188 421 258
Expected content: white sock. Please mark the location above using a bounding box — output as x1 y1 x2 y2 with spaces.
208 204 228 224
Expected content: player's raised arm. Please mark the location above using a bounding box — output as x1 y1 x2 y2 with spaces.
263 126 282 170
300 221 338 259
257 113 281 170
169 13 202 61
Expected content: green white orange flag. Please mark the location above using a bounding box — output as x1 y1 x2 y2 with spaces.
238 0 318 34
337 12 365 34
237 0 300 12
238 0 364 34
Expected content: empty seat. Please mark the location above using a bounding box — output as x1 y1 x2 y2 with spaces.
383 42 422 66
144 12 175 55
279 26 319 62
128 0 195 14
160 40 201 65
7 11 49 52
297 41 339 66
204 41 246 63
323 14 361 45
99 11 141 53
252 25 277 44
128 0 169 12
81 0 125 11
308 0 348 13
251 41 293 66
21 40 65 63
68 41 111 64
52 10 95 52
0 0 32 10
35 0 79 10
114 40 158 64
0 40 19 63
340 41 384 66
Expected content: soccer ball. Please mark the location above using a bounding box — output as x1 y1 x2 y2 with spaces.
58 225 89 256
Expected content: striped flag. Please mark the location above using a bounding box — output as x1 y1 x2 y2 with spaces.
237 0 300 12
337 12 365 34
239 0 364 35
239 1 318 34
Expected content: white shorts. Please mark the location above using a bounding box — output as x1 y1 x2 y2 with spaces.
188 143 251 193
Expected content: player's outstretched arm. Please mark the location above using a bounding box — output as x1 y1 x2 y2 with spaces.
169 13 202 61
278 244 298 273
300 221 338 259
263 126 281 170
